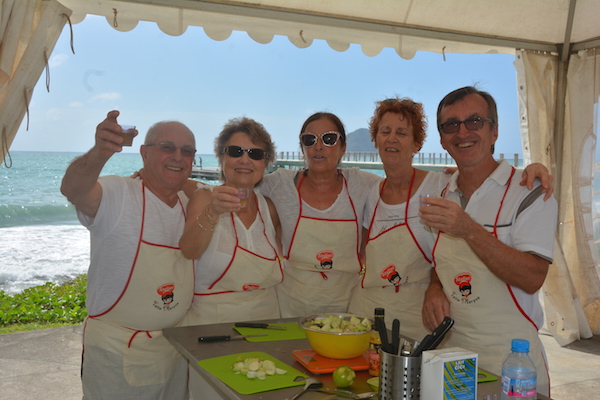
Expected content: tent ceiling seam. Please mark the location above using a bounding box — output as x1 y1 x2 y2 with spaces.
561 0 577 62
120 0 562 53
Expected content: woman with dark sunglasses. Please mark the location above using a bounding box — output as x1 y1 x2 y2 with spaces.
179 117 283 398
257 112 382 318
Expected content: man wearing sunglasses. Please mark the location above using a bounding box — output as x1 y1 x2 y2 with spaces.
420 87 557 397
61 110 196 400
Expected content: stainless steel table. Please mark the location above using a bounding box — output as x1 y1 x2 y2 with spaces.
163 318 551 400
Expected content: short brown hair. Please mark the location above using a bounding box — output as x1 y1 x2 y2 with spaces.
214 117 276 180
369 97 427 152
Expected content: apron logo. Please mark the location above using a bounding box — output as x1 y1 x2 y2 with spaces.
454 273 473 298
315 251 334 270
381 264 401 287
157 283 175 305
242 283 260 291
154 283 179 311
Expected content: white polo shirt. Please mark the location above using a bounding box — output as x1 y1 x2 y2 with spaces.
443 160 558 327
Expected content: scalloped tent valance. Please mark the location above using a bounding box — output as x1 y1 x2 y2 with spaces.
57 0 600 60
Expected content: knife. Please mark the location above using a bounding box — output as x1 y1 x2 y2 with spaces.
198 334 268 342
234 322 287 330
391 319 400 355
375 316 391 354
426 316 454 351
411 316 454 357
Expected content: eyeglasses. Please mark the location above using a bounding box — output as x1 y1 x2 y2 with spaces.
439 117 494 134
300 131 341 147
221 145 267 161
145 142 197 158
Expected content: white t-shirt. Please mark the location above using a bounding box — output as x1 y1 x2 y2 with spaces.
363 171 451 258
257 168 382 254
194 190 278 290
77 176 189 315
442 160 557 327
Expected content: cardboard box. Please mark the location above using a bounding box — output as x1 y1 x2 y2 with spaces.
421 347 478 400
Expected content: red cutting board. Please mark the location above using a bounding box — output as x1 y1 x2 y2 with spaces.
292 349 369 374
197 351 308 395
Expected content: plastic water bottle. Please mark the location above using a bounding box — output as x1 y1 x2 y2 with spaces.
501 339 537 399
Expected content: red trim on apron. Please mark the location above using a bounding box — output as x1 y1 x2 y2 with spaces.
88 183 189 347
433 166 537 327
363 169 430 292
198 199 282 295
286 170 361 279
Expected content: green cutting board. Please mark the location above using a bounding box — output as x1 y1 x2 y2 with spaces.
233 322 307 342
197 351 308 395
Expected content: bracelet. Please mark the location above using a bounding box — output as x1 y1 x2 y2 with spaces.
205 204 220 226
196 214 214 232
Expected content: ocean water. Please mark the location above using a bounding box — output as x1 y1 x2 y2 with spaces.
0 151 220 294
3 151 591 295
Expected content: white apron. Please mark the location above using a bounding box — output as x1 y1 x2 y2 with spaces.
432 167 550 396
350 171 431 340
82 183 194 398
188 205 283 324
278 171 361 318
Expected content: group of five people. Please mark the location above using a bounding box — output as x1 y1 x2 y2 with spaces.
61 86 557 399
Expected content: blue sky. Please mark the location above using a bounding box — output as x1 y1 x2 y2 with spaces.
11 15 524 156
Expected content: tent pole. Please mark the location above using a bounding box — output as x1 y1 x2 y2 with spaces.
553 53 568 192
552 0 577 193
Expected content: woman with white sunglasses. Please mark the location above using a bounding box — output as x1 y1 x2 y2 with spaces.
257 112 382 318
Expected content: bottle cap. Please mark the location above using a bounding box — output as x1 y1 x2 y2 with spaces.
374 308 385 317
511 338 530 352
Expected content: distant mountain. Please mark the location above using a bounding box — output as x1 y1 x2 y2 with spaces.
346 128 376 152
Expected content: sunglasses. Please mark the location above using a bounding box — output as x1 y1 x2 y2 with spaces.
145 142 196 158
439 117 494 134
221 145 267 161
300 131 341 147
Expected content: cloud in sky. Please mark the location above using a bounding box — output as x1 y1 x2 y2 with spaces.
49 53 68 68
90 92 122 102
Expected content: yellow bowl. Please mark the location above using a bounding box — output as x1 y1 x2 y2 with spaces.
298 313 374 359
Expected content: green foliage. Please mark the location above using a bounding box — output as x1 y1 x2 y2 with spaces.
0 275 87 328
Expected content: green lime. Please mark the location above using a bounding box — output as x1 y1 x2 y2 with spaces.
366 376 379 392
332 366 356 388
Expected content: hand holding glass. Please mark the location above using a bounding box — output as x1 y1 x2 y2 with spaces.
420 193 435 207
237 188 251 208
118 125 136 146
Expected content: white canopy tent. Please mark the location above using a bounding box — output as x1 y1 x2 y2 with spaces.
2 0 599 345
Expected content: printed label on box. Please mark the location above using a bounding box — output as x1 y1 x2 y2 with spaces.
443 357 477 399
421 347 478 400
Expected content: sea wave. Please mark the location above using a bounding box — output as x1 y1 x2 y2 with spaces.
0 203 77 228
0 224 89 294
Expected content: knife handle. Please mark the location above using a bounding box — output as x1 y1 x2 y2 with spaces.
235 322 268 329
411 334 434 357
391 319 400 355
198 335 230 342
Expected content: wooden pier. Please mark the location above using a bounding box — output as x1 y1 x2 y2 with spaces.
190 166 220 180
191 152 521 180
